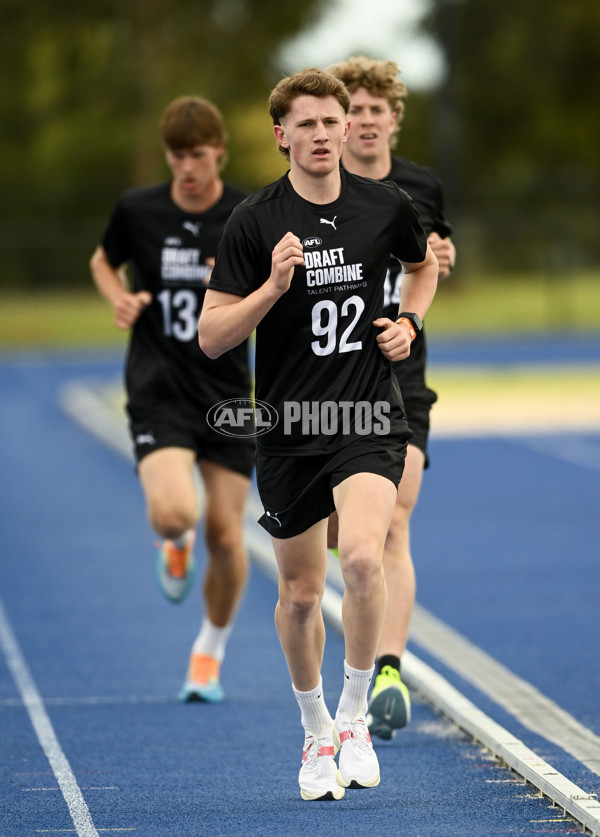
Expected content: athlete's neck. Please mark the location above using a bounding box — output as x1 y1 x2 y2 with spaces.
288 168 342 205
341 149 392 182
170 178 224 214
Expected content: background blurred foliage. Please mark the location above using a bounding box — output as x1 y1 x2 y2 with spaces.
423 0 600 275
1 0 599 297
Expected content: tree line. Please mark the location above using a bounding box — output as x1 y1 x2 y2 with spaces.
1 0 598 287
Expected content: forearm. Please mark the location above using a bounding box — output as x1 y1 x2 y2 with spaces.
199 282 284 359
89 246 127 307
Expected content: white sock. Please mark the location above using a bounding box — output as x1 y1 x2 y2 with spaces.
192 617 233 663
293 677 333 736
171 529 194 549
336 659 374 720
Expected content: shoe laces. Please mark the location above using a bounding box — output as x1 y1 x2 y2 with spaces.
348 717 374 754
188 653 219 686
379 665 401 684
302 732 335 773
163 541 191 579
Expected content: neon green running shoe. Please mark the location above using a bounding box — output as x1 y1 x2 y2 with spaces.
367 665 411 740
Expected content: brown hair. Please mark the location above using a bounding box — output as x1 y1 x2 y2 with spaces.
160 97 228 162
326 55 407 148
269 68 351 158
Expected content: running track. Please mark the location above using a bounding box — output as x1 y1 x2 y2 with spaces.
0 336 599 836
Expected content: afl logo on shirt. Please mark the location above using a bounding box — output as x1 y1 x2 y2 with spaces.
207 398 279 437
302 237 322 248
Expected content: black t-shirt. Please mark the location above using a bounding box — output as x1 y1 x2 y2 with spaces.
381 155 452 319
101 182 252 420
209 169 428 454
379 156 453 393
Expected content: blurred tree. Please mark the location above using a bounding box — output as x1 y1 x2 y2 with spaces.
425 0 600 202
0 0 329 286
0 0 326 222
420 0 600 271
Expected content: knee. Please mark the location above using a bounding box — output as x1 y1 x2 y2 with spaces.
279 580 323 626
204 512 243 559
149 499 197 540
340 543 383 597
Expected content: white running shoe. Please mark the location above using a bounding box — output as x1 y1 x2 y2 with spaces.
333 713 380 789
299 729 345 801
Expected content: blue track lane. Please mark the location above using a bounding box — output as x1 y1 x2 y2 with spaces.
0 343 598 836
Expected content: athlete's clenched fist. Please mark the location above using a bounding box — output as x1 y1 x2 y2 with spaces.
269 232 305 294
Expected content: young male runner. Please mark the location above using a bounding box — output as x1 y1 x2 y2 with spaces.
90 96 254 704
327 55 456 740
198 68 438 800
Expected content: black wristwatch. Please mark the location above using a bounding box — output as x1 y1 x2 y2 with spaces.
396 311 423 340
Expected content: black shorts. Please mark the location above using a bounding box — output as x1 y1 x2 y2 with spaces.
128 411 255 479
391 330 437 467
256 434 409 540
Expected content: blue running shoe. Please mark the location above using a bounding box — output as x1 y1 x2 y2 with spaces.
179 653 224 703
156 532 196 603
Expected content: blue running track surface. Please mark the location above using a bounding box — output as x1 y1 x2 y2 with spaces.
0 341 598 836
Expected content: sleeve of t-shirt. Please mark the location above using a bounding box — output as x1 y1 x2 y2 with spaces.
208 204 264 298
391 185 429 263
100 199 132 268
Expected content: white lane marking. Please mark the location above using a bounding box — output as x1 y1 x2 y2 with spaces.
61 378 600 834
0 598 100 837
0 695 175 708
404 650 600 837
409 603 600 776
323 542 600 777
513 435 600 470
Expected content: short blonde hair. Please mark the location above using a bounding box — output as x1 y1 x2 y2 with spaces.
326 55 407 148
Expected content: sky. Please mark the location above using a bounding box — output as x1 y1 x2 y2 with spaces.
280 0 445 91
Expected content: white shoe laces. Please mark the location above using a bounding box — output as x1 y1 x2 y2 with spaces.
302 733 334 775
349 718 374 754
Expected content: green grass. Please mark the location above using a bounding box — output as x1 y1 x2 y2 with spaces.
0 269 599 348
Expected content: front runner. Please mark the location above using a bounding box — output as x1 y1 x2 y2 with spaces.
198 68 438 800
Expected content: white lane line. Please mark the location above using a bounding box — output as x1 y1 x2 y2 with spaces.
0 696 175 708
409 603 600 776
0 598 100 837
61 378 600 834
245 507 600 837
60 382 131 461
404 650 600 837
513 435 600 470
323 544 600 777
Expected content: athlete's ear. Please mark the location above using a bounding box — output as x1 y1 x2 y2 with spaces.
343 118 350 142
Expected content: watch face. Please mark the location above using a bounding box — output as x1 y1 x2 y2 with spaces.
400 312 423 332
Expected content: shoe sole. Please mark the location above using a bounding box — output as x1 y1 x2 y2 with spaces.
335 768 380 789
179 682 224 703
300 786 345 801
368 683 411 731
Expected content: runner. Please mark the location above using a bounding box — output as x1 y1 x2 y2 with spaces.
90 96 254 704
327 54 456 739
198 68 438 799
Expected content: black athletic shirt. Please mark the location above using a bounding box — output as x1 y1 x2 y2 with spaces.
209 169 428 455
381 156 453 394
101 182 252 419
